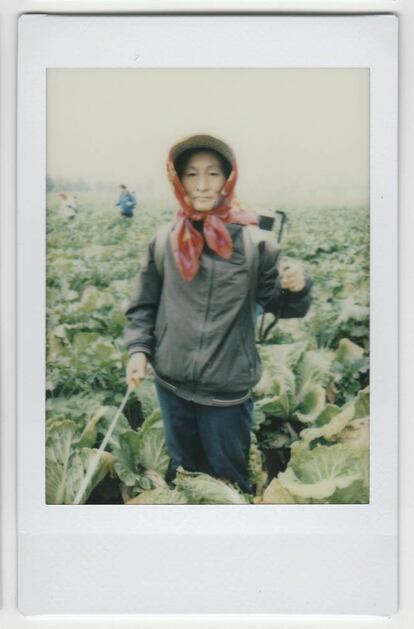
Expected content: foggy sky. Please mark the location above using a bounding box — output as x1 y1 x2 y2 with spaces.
47 68 369 208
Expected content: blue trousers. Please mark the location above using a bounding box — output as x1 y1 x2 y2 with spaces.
155 383 254 494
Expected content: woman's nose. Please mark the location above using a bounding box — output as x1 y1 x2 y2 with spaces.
196 174 208 191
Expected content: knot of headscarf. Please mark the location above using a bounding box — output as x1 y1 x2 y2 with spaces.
166 143 257 282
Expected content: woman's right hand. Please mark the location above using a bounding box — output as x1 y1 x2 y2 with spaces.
126 352 148 388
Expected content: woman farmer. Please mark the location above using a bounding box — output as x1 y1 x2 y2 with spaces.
124 134 312 494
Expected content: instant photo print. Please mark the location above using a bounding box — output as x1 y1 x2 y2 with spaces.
17 14 398 616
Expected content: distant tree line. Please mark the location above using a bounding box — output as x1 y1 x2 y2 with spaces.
47 176 91 193
46 176 130 195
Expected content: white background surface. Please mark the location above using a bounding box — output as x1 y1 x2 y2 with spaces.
17 11 397 617
1 1 412 628
18 15 396 538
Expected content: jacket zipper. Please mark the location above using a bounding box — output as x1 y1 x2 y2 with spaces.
192 255 215 390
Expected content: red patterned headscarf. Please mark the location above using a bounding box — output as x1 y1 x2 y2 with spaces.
167 135 258 282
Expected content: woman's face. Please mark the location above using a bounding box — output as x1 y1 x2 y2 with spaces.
180 151 227 212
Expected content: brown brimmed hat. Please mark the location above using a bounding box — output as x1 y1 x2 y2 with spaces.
170 134 235 168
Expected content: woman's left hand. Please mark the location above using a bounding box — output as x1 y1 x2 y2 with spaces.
279 260 306 292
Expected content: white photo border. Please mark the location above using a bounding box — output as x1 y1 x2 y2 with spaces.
17 14 398 615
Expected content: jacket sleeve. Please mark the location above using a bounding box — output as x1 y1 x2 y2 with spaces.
124 240 162 356
256 240 313 319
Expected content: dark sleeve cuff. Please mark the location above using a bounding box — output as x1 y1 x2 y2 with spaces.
127 345 152 357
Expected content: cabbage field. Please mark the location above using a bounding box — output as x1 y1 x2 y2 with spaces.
46 195 369 505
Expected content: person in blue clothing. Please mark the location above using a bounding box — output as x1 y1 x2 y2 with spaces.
116 185 137 218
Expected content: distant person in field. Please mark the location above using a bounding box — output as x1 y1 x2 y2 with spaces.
124 134 312 494
57 191 77 220
116 185 137 218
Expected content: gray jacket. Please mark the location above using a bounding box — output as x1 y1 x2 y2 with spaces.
124 223 312 405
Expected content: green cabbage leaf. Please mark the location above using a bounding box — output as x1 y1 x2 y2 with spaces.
112 410 170 494
258 478 310 504
248 433 268 495
135 378 159 419
277 443 368 500
126 487 188 505
299 388 369 444
174 468 251 504
46 419 112 504
255 365 296 419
